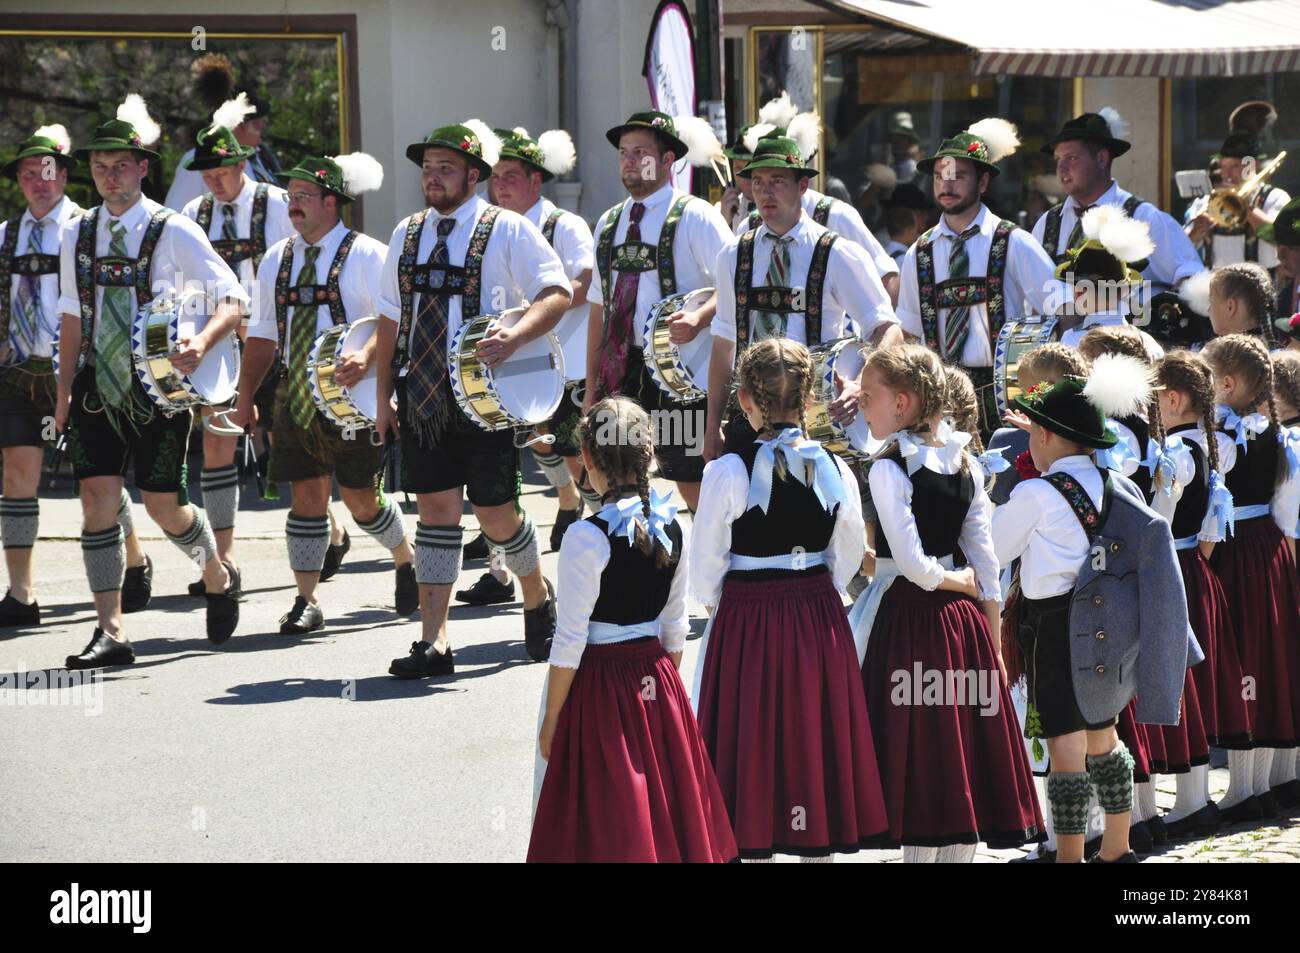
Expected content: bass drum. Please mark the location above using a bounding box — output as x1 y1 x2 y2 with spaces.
807 336 875 461
450 307 566 431
993 316 1058 415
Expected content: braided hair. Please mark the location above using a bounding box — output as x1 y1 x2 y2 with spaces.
1212 262 1278 348
1155 350 1221 476
578 396 677 568
941 364 982 477
736 338 816 481
1271 349 1300 422
1203 333 1284 485
1018 341 1089 385
865 343 947 462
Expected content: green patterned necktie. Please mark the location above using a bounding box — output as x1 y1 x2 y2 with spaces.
286 244 322 427
754 233 793 341
941 224 980 361
96 219 134 408
221 203 239 242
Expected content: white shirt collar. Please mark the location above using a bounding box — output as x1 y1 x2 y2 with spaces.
937 202 990 240
1071 180 1121 213
22 195 69 229
626 180 675 212
430 192 483 230
221 175 256 209
104 193 151 231
300 218 349 251
756 214 814 245
1047 454 1097 477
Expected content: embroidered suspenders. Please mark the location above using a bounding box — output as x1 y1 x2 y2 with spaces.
541 207 565 246
0 218 61 347
595 194 691 313
196 183 270 270
1042 470 1106 542
73 206 173 373
914 218 1016 351
1043 195 1146 265
272 230 359 353
812 195 834 226
732 228 836 351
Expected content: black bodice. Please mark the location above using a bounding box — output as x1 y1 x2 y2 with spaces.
585 512 684 626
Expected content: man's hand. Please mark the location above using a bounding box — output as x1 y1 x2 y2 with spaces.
375 399 400 443
169 336 207 375
53 389 72 434
667 308 705 345
230 400 258 433
334 348 370 389
1187 213 1215 245
720 186 742 225
703 425 725 463
477 324 520 368
830 373 861 427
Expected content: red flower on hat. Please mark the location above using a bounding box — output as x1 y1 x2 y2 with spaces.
216 147 229 157
784 154 798 164
461 136 478 154
130 136 142 148
54 144 64 153
967 142 980 154
315 169 328 179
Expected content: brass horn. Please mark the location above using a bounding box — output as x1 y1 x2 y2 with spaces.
1204 150 1287 230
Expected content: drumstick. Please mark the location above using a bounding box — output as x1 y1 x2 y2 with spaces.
46 433 67 490
710 155 731 190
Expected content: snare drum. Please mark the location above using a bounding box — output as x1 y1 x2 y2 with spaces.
449 307 566 432
132 288 240 415
807 337 876 461
309 317 379 430
552 304 589 383
641 287 714 403
993 316 1059 415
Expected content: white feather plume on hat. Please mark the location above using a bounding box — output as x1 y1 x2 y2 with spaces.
742 122 776 154
33 124 71 154
1084 353 1153 419
116 94 160 147
329 152 384 195
966 117 1020 164
787 112 821 163
758 91 798 131
536 129 577 177
673 115 723 168
210 92 255 134
1179 269 1214 317
1099 107 1129 143
462 119 503 167
1080 204 1120 241
1086 207 1154 264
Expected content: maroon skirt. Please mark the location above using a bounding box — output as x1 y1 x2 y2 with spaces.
1146 667 1210 774
696 570 889 858
528 638 738 863
1180 547 1252 750
862 578 1045 849
1210 517 1300 748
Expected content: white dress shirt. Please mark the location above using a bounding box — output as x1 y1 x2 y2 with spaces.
1187 185 1291 270
57 194 250 356
589 182 733 348
165 146 279 213
549 517 691 670
1032 180 1205 291
712 214 897 346
524 196 593 372
869 449 1001 601
993 454 1105 599
688 447 866 608
1060 310 1164 362
248 220 387 366
180 175 294 296
897 203 1064 367
2 195 82 358
379 193 571 368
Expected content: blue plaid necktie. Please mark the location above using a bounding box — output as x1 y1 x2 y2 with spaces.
220 203 239 242
10 218 45 362
407 216 458 434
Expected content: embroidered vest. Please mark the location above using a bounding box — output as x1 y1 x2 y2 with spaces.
73 206 173 373
272 230 360 353
0 216 62 347
914 218 1017 352
747 194 834 233
541 207 565 246
391 204 502 370
1042 194 1146 265
732 227 836 351
196 183 270 271
595 194 692 313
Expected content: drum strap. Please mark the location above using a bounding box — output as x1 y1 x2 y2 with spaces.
914 218 1015 353
74 206 173 374
273 230 358 357
812 195 834 226
595 194 691 315
0 219 57 347
733 228 834 351
541 207 565 246
197 183 270 270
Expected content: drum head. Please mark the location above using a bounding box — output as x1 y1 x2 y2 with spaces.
489 308 564 423
340 318 379 419
553 306 587 382
170 289 238 404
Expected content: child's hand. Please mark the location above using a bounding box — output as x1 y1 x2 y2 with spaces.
861 547 877 578
1004 409 1032 432
539 715 558 762
940 566 978 597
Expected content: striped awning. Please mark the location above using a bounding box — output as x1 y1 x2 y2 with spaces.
823 0 1300 76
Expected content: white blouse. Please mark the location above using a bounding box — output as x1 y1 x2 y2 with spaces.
550 517 691 670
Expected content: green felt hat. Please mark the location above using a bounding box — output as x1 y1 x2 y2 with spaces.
918 132 1003 178
495 127 575 182
275 156 355 204
725 124 762 161
1041 112 1131 159
406 123 496 177
1256 197 1300 246
1012 376 1116 450
735 136 817 179
74 118 159 162
3 127 76 180
605 111 689 159
1054 239 1145 284
185 125 255 171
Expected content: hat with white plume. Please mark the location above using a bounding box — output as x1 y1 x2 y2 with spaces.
75 93 162 160
918 117 1020 178
497 126 577 181
406 120 503 176
4 123 76 179
276 152 383 204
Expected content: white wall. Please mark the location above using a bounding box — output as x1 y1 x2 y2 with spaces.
1080 76 1163 207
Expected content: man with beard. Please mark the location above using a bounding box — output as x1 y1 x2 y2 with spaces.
895 118 1064 439
376 121 572 677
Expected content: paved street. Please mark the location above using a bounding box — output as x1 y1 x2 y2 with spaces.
1 458 1296 862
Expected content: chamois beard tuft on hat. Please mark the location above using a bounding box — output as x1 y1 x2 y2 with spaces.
672 115 723 167
965 117 1020 163
537 128 576 176
461 119 502 167
758 91 799 131
1098 107 1129 143
33 124 71 154
191 53 236 108
328 152 384 195
865 162 897 190
117 94 161 147
1179 269 1213 317
1096 209 1155 264
1083 353 1153 419
209 92 255 135
742 122 777 154
787 112 821 164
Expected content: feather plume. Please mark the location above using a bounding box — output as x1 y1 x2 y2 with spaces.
1084 353 1154 419
1097 212 1154 265
1080 204 1120 242
966 117 1020 164
742 122 776 154
210 92 255 134
1179 269 1213 317
787 112 821 163
116 94 160 147
672 115 722 167
461 119 503 168
191 53 236 108
33 124 70 154
512 126 530 139
536 128 576 177
329 152 384 195
1098 107 1129 143
757 91 798 131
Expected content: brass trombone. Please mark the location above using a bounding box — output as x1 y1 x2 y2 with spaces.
1204 150 1287 230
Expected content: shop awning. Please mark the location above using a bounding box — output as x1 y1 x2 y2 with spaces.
821 0 1300 76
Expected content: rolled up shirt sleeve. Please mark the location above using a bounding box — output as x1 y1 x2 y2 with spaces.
169 212 250 308
550 520 611 669
376 219 409 323
658 521 691 654
689 454 747 608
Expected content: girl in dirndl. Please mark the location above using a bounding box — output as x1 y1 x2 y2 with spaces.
527 397 736 863
691 338 887 862
1270 349 1300 806
851 343 1044 862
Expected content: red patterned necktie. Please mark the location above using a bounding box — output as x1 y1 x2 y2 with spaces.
595 201 646 398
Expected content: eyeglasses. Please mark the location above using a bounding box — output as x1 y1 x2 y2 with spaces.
286 192 321 205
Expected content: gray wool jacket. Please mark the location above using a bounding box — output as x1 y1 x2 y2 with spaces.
1065 471 1204 727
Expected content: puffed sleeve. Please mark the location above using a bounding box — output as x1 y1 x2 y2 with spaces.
245 241 283 342
554 212 595 279
168 213 250 308
869 457 946 589
993 478 1047 567
376 218 409 323
710 240 739 343
686 199 733 281
658 520 691 654
550 520 611 669
354 234 388 318
688 454 748 608
831 238 897 343
958 461 1002 602
506 212 571 303
827 455 867 593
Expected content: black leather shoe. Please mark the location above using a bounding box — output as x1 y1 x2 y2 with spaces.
549 507 581 552
389 640 455 678
462 531 489 563
1272 779 1300 808
120 555 153 613
1258 789 1279 818
187 578 204 597
395 562 419 616
66 628 134 669
205 563 241 645
455 572 515 606
1009 845 1055 863
1146 814 1168 845
523 578 556 662
320 529 351 582
0 591 40 628
1216 795 1263 825
1163 802 1219 839
1128 820 1153 853
1088 850 1139 863
279 596 325 635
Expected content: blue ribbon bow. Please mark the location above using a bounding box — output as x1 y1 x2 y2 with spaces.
889 422 971 477
1142 434 1193 498
1279 425 1300 479
598 487 678 555
1097 419 1139 473
1207 469 1235 541
746 427 847 514
1217 405 1269 448
974 449 1012 475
